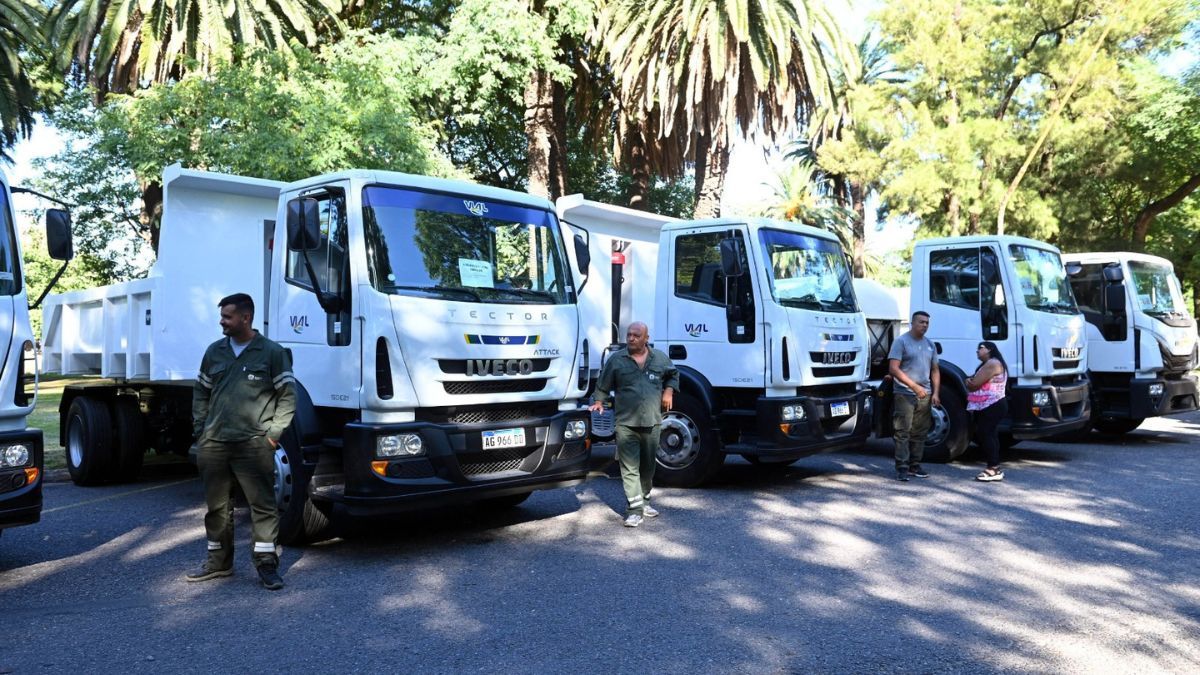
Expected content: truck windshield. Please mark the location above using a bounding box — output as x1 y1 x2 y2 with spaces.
362 186 571 304
1128 260 1188 317
0 186 20 296
1009 245 1077 314
758 228 857 313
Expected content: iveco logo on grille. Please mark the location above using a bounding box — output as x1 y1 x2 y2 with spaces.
466 359 535 376
1059 348 1080 359
821 352 855 365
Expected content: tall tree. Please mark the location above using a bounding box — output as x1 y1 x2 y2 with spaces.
0 0 49 158
601 0 851 218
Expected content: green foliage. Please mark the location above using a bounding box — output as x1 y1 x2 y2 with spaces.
20 224 109 337
0 0 54 159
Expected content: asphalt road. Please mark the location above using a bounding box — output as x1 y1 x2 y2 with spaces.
3 414 1200 674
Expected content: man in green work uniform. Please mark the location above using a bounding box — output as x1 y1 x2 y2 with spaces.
186 293 296 590
589 322 679 528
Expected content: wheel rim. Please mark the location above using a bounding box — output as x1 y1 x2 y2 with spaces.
658 412 702 469
924 404 949 449
67 417 84 468
273 447 293 512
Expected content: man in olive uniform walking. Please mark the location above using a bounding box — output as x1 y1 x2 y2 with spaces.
589 322 679 528
187 293 296 590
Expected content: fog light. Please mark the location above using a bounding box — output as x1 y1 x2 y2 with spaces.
564 419 588 440
1032 391 1050 407
377 433 424 457
1149 383 1164 397
1 444 29 468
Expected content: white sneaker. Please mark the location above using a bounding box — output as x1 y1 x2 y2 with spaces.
643 505 660 518
623 514 643 528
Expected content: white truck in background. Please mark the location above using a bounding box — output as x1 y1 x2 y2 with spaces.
41 164 594 543
558 197 873 487
0 170 73 538
864 235 1092 461
1062 252 1199 435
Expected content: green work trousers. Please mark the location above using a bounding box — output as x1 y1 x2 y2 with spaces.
197 437 279 568
616 424 659 515
893 393 932 470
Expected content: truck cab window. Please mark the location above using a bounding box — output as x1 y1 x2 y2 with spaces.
929 248 980 309
674 232 728 305
0 189 21 296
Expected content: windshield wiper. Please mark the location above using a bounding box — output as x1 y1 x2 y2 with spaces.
489 287 557 303
779 296 824 310
387 284 482 302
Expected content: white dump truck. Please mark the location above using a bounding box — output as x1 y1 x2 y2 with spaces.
557 197 873 487
868 235 1092 461
0 170 73 538
42 164 594 543
1061 251 1198 435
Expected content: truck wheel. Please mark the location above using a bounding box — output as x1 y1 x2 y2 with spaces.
65 397 115 486
922 388 969 463
273 434 330 545
110 398 146 482
654 392 723 488
1093 417 1144 436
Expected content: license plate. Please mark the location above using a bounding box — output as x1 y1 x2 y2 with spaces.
482 428 526 449
830 401 851 417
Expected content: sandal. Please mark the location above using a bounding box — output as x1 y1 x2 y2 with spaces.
975 468 1004 482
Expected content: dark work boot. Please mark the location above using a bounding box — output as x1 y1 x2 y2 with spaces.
254 553 284 591
185 558 233 582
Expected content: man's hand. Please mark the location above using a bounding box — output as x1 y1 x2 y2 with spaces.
267 437 278 448
913 385 928 400
588 401 604 413
932 392 941 407
662 389 674 411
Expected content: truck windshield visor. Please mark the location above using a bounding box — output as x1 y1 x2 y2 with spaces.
1009 245 1077 314
362 186 571 305
758 228 857 313
0 187 20 296
1128 261 1188 317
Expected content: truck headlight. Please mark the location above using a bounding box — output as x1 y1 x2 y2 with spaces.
1149 383 1165 397
564 420 588 440
1032 391 1050 407
376 433 424 458
781 404 805 421
1 444 30 468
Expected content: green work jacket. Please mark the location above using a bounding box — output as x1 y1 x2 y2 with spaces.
594 347 680 427
193 332 297 443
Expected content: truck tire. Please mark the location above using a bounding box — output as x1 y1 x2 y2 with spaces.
273 433 330 545
66 397 116 486
922 388 969 463
654 392 723 488
110 397 146 482
1093 416 1144 436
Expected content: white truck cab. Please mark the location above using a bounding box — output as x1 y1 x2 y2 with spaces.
887 235 1092 459
559 197 872 486
1062 251 1199 434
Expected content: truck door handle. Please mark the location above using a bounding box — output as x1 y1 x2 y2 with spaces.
668 345 687 360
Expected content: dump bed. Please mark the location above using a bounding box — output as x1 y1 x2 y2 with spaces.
41 165 284 382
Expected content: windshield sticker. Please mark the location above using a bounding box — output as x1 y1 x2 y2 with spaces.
465 334 541 345
458 259 494 288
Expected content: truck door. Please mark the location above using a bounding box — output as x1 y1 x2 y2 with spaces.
666 229 764 387
1071 260 1128 366
273 184 360 408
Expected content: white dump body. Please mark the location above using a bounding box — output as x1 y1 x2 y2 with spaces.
41 165 284 382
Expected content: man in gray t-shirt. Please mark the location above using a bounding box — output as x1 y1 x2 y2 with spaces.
888 311 941 481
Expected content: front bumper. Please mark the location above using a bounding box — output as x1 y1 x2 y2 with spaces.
1006 380 1092 439
0 428 43 531
1126 375 1199 419
311 409 591 517
728 389 873 459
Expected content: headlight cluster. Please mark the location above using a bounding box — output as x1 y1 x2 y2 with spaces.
1032 391 1051 407
1149 383 1165 397
564 419 588 440
376 433 424 458
781 404 806 421
0 444 31 468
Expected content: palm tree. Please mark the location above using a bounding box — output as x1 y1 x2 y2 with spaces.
0 0 46 159
600 0 852 218
47 0 344 101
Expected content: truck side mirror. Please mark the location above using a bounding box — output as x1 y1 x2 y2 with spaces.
1102 265 1124 283
1065 261 1083 277
1104 284 1126 315
286 197 321 251
45 209 74 261
719 238 744 277
573 233 590 274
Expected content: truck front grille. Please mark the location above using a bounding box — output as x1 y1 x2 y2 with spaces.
443 379 548 395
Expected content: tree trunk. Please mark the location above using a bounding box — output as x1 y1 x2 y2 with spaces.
947 192 961 237
523 68 566 201
850 180 867 278
693 126 728 219
623 115 651 210
1130 174 1200 250
141 181 164 255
